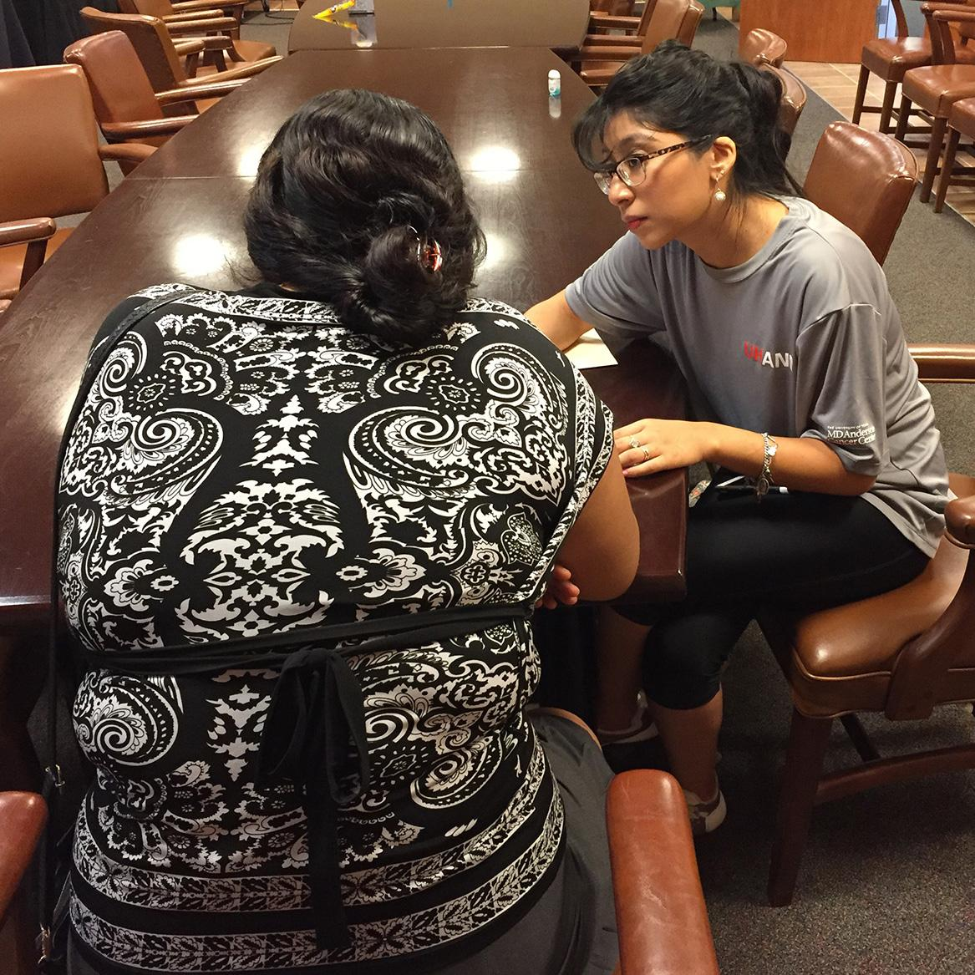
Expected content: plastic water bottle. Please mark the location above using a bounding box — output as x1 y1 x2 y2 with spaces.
547 69 561 98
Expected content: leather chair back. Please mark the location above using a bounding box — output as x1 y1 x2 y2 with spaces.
0 64 108 223
803 121 918 265
80 7 188 92
64 32 167 134
740 28 787 67
759 62 807 136
644 0 703 51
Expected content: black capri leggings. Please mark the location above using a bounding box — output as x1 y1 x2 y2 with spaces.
616 484 931 710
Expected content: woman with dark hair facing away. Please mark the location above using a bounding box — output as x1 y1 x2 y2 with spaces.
58 89 637 974
529 42 948 834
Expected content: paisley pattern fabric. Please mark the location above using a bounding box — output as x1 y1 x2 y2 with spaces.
58 284 613 974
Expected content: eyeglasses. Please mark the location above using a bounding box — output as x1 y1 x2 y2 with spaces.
593 135 714 195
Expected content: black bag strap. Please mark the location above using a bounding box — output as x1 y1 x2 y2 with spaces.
39 288 198 967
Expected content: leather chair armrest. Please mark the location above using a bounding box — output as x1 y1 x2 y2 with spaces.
157 79 247 103
172 0 242 10
0 218 56 248
162 9 225 22
176 55 281 84
98 143 157 166
166 15 237 34
607 770 719 975
588 13 642 29
173 0 246 8
173 38 206 55
946 494 975 547
576 45 642 61
909 343 975 382
102 117 197 140
583 33 642 47
0 793 47 925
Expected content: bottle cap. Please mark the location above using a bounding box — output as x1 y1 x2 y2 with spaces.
548 69 560 78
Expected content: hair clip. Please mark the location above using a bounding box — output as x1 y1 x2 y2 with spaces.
418 238 443 274
407 226 443 274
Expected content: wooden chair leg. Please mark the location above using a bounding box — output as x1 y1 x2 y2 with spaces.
852 64 870 125
934 126 961 213
894 94 913 141
768 710 832 907
878 80 899 135
920 115 948 203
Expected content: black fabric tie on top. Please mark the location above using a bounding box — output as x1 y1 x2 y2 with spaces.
75 603 532 952
257 646 371 950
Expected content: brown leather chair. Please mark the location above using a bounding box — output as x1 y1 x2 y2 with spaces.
0 64 155 309
897 3 975 204
934 95 975 211
119 0 246 37
854 0 933 135
576 0 705 89
118 0 274 62
608 770 719 975
0 775 717 975
585 0 656 39
80 8 280 109
63 31 252 168
739 28 787 67
759 354 975 907
0 792 48 974
802 121 917 265
760 62 807 138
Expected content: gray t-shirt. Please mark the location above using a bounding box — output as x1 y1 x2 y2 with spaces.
565 196 948 556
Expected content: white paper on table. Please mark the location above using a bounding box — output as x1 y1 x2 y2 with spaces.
564 329 618 369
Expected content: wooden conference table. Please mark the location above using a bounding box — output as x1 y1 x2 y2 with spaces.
0 47 685 788
289 0 592 53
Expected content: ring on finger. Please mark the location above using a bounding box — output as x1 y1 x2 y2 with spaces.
628 435 640 449
641 446 650 462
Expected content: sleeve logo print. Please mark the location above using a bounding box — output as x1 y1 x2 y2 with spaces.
826 423 876 446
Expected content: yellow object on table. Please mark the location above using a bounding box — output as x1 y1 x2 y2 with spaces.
314 0 355 21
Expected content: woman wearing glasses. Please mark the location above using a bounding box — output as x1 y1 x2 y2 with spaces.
529 42 948 833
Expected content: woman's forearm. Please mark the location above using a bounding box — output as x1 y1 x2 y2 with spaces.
702 422 876 496
614 418 875 496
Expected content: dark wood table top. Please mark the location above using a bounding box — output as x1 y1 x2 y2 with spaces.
289 0 591 53
0 47 685 632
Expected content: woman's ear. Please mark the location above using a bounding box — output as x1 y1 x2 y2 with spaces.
709 137 737 183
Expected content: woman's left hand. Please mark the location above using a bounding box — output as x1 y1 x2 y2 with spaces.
614 419 715 477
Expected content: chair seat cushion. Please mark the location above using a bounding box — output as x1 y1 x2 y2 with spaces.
761 473 975 717
903 65 975 117
234 39 275 61
862 37 931 81
949 95 975 134
0 228 72 300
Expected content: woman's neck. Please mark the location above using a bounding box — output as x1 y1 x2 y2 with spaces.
683 194 789 270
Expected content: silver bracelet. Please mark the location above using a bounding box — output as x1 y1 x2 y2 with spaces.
756 432 778 501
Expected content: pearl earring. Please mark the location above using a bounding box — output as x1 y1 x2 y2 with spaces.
714 188 727 203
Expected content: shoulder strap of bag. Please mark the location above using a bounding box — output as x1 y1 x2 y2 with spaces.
38 288 197 966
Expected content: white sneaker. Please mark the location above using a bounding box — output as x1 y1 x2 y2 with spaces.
597 690 659 746
684 783 727 836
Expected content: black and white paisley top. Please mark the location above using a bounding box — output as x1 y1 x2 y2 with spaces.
58 284 614 974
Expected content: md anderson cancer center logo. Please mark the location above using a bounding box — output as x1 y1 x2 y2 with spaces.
743 341 794 370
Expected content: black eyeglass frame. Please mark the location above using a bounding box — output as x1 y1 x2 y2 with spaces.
592 134 715 195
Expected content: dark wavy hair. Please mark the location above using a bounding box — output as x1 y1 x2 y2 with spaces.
244 89 485 345
573 41 796 203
